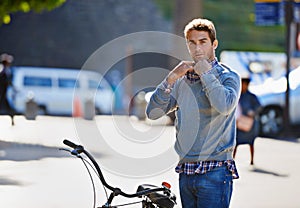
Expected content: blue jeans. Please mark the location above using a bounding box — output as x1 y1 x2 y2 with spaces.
179 166 233 208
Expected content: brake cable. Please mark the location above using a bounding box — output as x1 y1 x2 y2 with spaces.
79 156 144 207
79 156 110 201
79 155 96 208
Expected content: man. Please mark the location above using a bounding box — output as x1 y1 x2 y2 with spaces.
146 18 241 208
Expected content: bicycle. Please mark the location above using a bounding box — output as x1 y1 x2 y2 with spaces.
60 139 177 208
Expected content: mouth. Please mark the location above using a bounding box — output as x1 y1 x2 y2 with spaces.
195 54 204 58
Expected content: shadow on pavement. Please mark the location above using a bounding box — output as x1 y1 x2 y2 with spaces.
0 140 106 186
0 177 23 186
262 136 300 144
275 124 300 141
250 166 289 177
0 140 68 161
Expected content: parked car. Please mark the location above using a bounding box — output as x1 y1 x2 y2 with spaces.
220 50 300 137
129 87 175 124
255 67 300 137
7 66 114 116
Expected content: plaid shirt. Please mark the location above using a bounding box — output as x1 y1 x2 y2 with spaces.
175 160 239 179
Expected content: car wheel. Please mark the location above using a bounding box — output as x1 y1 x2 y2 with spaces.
259 106 283 137
37 106 47 115
95 107 102 115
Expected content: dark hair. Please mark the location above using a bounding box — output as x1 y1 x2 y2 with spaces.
242 78 251 83
184 18 216 43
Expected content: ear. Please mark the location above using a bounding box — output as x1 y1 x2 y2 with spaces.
213 40 218 49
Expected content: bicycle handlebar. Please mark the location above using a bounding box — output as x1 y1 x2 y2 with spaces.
63 139 78 149
62 139 170 198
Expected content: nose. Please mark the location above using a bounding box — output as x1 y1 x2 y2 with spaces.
195 44 202 52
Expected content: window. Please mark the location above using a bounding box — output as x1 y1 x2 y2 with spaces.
24 76 52 87
58 78 79 88
88 79 108 90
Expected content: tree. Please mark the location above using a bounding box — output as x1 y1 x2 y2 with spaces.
174 0 202 37
0 0 66 25
169 0 202 66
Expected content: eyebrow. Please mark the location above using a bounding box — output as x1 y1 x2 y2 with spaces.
188 37 208 43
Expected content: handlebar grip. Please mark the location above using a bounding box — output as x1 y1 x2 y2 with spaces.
63 139 78 149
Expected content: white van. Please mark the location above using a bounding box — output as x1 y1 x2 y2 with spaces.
7 66 114 116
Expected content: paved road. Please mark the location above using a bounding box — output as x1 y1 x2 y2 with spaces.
0 115 300 208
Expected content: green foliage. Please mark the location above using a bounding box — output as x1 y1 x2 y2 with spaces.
204 0 285 54
0 0 66 24
155 0 286 53
154 0 174 20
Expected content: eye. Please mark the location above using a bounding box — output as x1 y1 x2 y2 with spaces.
200 39 208 44
188 41 196 46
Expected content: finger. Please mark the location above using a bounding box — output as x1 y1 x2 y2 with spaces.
184 64 194 73
187 67 194 72
183 61 195 67
176 62 192 73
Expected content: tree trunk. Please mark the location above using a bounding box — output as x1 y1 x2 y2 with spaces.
174 0 202 37
169 0 203 68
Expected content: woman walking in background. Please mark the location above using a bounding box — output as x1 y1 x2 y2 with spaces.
234 77 261 165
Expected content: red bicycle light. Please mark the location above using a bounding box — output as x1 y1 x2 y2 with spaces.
162 182 171 189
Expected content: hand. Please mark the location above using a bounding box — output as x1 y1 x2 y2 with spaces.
193 59 212 76
247 110 255 117
166 61 194 85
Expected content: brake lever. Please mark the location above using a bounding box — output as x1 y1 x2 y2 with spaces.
59 148 72 153
59 147 83 157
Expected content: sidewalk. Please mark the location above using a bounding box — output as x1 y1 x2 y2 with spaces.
0 115 300 208
231 137 300 208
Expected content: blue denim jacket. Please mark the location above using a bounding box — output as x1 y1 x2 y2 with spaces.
146 61 241 163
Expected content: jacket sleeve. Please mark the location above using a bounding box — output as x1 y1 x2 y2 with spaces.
200 70 241 115
146 80 177 120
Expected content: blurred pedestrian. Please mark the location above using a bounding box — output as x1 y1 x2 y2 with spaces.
146 18 241 208
234 77 262 165
0 53 15 125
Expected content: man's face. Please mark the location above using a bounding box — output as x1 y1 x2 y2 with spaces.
186 30 217 62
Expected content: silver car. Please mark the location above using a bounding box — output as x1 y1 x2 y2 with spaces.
255 67 300 137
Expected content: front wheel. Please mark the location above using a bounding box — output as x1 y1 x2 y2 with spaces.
259 106 284 137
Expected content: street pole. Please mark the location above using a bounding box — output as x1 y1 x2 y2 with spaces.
284 0 293 134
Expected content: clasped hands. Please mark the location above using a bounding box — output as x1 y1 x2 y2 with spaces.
166 59 212 85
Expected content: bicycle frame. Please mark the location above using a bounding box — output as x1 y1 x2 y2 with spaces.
61 139 176 208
